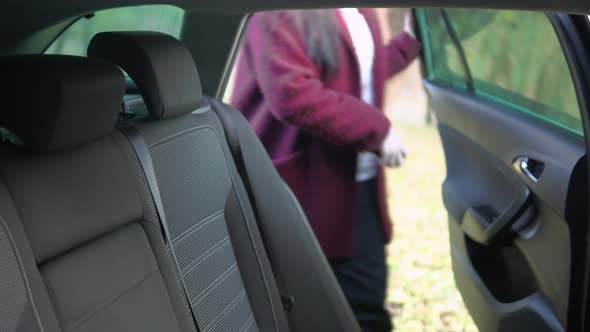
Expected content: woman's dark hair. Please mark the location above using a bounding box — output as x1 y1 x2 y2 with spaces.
293 10 340 74
265 10 340 74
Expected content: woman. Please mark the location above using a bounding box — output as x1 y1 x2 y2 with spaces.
231 9 421 331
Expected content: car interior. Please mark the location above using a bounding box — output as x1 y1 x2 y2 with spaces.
0 1 590 332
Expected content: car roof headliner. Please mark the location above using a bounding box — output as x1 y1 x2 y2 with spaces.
2 0 589 53
5 0 590 31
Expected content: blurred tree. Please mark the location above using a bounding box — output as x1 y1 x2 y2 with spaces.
430 9 581 132
378 8 430 126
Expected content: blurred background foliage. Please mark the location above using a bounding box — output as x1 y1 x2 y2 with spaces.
423 9 580 133
385 124 477 332
379 9 477 331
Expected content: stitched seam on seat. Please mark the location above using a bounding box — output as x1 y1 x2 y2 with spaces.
171 210 224 246
112 131 160 227
0 216 45 332
241 313 255 332
65 268 159 331
201 110 271 329
228 182 278 329
192 263 239 306
165 246 199 332
202 288 247 332
134 148 159 225
181 237 231 277
148 125 212 149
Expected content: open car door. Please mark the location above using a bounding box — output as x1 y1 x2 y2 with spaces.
413 9 590 332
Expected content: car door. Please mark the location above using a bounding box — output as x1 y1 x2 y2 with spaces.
413 9 590 332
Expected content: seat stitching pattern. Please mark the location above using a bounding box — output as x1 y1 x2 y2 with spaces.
180 237 231 278
241 313 255 332
148 125 211 150
201 288 247 332
134 152 159 225
149 125 259 331
172 210 224 247
227 179 282 330
129 133 199 332
65 268 159 331
0 216 45 332
192 263 238 306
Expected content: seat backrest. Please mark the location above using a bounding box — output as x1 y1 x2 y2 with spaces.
0 55 197 332
89 31 289 332
88 31 361 332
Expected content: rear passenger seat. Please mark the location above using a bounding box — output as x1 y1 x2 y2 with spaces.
0 55 193 332
0 33 360 332
88 31 287 332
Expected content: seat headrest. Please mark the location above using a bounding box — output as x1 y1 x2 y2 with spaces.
88 31 203 120
0 55 125 153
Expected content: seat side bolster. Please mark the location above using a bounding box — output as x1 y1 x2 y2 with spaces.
0 181 61 332
219 103 362 332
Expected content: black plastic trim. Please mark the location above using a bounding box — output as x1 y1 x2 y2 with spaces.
215 13 251 99
548 13 590 332
439 8 475 92
432 86 579 331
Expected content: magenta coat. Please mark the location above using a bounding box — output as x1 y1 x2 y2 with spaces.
230 9 421 258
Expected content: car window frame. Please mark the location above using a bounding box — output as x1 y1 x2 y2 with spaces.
416 8 584 136
44 4 186 57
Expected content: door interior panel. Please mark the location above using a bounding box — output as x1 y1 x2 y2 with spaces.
426 82 585 332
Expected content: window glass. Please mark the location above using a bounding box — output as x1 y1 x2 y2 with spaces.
419 9 468 90
46 5 185 56
420 9 582 134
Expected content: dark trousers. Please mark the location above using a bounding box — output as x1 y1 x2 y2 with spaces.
329 179 392 332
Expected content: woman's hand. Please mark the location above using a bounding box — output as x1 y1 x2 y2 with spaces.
380 127 408 167
403 12 416 39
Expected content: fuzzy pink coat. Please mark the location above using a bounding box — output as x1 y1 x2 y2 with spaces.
231 9 421 258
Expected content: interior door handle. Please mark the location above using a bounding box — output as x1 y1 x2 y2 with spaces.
462 184 534 245
513 156 544 183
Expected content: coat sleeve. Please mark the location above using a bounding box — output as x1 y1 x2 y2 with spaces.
385 31 422 78
247 13 390 152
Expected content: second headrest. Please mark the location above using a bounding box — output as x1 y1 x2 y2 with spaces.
88 31 203 120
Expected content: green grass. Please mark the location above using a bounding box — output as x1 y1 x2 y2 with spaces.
385 124 477 332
